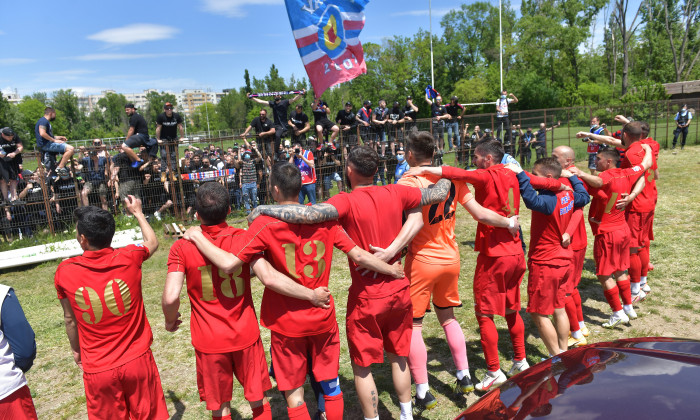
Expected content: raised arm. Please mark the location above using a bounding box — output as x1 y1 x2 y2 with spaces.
575 131 622 148
249 96 269 106
289 90 306 104
424 93 433 105
252 258 331 309
124 195 158 256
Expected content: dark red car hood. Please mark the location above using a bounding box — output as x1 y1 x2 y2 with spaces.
456 337 700 419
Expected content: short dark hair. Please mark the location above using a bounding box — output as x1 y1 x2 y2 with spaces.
73 206 115 249
533 157 562 178
640 121 650 137
347 146 378 177
44 106 55 115
270 162 302 199
195 182 230 225
623 121 643 141
598 149 620 164
406 131 435 161
474 139 504 163
125 103 135 109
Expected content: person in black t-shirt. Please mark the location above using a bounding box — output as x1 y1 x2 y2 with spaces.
111 149 143 206
372 100 390 156
519 127 535 166
403 96 419 132
386 102 405 155
249 90 306 156
425 94 450 154
0 127 24 205
312 98 339 143
122 103 156 168
336 101 358 148
445 96 465 151
355 100 373 145
240 109 276 158
156 102 184 171
288 104 311 146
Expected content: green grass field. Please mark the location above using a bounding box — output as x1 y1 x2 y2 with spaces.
2 146 699 419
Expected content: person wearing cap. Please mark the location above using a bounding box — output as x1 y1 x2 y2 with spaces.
156 102 184 171
386 102 405 156
495 90 518 145
123 103 156 169
249 90 306 157
425 93 450 155
355 100 373 145
403 97 419 132
336 101 357 148
34 106 75 179
0 127 24 205
394 147 409 183
240 109 276 159
445 96 466 151
672 104 692 150
288 104 311 147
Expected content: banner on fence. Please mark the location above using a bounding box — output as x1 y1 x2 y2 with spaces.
181 169 235 181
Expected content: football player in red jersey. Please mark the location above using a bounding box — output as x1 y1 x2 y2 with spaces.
55 197 168 420
570 138 653 328
163 182 335 420
184 163 406 420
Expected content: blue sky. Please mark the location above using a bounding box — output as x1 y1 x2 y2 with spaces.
0 0 610 98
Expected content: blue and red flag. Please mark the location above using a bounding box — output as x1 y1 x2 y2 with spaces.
285 0 369 98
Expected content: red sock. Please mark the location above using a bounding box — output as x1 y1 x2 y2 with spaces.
629 252 642 285
323 393 344 420
212 415 232 420
572 288 584 324
603 286 622 312
252 403 271 420
617 279 632 305
640 245 650 277
505 312 526 361
564 296 580 332
477 315 500 371
287 403 311 420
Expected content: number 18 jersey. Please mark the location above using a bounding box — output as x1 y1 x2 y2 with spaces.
232 216 357 338
398 173 472 264
55 245 152 373
167 223 259 353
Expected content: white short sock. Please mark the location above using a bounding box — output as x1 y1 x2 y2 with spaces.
631 282 640 294
399 401 413 420
623 304 633 312
572 330 583 339
416 382 429 399
640 276 647 285
456 369 470 380
614 310 625 317
579 321 585 329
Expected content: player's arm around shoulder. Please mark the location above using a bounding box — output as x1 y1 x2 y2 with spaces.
182 226 244 274
251 258 330 309
123 195 158 256
462 194 520 235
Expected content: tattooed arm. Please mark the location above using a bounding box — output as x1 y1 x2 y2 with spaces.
419 178 451 206
248 203 339 224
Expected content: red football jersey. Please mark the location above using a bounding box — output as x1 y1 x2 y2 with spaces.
621 139 658 213
327 184 422 299
588 166 645 235
232 216 356 337
442 165 523 257
528 189 576 264
167 223 259 353
55 245 152 373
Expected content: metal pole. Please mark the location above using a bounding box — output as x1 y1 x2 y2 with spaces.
499 0 503 92
429 0 435 87
204 89 211 139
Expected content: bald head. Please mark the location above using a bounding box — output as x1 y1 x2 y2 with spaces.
552 145 575 168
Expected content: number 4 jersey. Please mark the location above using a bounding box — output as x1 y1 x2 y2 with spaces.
55 245 153 373
231 216 357 338
167 223 260 354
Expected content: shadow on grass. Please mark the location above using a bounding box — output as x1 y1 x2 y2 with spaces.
167 390 187 420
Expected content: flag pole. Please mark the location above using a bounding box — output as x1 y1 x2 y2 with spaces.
429 0 435 87
499 0 503 92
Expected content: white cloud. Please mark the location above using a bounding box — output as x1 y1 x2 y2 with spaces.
87 24 179 45
0 58 36 66
391 8 455 18
35 69 95 80
73 51 234 61
201 0 282 18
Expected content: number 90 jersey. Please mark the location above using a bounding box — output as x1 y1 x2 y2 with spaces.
55 245 153 373
232 216 357 338
398 174 472 264
168 223 259 353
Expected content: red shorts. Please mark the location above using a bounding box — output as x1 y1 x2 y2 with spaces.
0 385 37 420
195 338 271 409
473 253 526 316
83 349 169 420
649 211 655 241
626 211 654 248
594 228 631 276
346 287 412 367
527 261 572 315
406 257 461 319
270 324 340 391
570 248 586 289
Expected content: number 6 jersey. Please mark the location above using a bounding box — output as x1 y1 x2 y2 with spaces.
55 244 153 373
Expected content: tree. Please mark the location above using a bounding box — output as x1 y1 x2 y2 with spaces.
217 89 247 129
51 89 81 136
97 92 128 132
144 91 178 129
16 99 46 148
612 0 644 95
661 0 700 81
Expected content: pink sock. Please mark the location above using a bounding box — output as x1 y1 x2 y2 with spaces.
408 324 428 384
505 312 526 361
442 319 469 371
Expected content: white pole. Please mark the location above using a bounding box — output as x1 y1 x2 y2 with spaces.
204 89 211 138
499 0 503 92
429 0 435 87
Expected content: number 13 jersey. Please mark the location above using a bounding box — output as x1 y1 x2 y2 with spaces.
55 244 153 373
